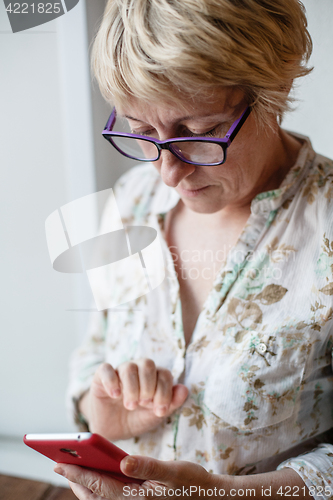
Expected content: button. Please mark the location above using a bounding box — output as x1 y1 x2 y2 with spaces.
257 343 267 354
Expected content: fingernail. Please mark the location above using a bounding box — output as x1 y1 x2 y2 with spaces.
124 457 138 473
125 400 138 410
111 389 121 398
156 405 168 416
54 465 66 477
140 398 153 405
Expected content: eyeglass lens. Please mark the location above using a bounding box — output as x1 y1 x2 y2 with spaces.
110 114 225 165
170 142 224 165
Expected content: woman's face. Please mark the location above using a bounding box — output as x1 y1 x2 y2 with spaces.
117 88 283 214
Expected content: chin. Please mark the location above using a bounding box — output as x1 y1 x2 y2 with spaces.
182 198 225 214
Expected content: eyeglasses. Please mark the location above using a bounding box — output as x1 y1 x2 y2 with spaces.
102 106 251 166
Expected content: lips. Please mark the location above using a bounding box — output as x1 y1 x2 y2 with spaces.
177 185 209 197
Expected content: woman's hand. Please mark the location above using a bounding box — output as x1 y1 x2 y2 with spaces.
80 359 189 441
54 456 312 500
55 456 224 500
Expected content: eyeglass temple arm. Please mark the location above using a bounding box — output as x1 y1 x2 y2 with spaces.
226 106 252 143
104 107 117 132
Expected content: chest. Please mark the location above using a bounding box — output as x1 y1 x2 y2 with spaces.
165 208 249 345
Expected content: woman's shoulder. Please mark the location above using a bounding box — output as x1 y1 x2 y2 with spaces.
301 151 333 210
311 151 333 177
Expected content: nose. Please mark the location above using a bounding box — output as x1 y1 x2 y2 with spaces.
159 150 196 188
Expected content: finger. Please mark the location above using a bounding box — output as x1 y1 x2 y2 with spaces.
92 363 121 399
120 456 176 483
153 369 173 417
167 384 189 413
54 464 123 499
120 456 210 489
117 362 140 410
68 480 102 500
137 359 157 406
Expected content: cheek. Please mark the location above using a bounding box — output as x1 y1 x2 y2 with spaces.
218 144 255 181
202 164 233 183
138 140 159 159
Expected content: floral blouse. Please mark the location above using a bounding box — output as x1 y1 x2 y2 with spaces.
68 133 333 499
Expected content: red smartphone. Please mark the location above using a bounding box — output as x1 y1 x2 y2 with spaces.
23 432 144 484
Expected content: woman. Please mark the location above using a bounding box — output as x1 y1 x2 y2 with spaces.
56 0 333 498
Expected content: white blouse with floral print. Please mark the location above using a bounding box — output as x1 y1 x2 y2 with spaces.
68 133 333 499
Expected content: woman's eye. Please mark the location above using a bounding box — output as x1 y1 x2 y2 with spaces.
182 125 222 138
191 128 217 138
132 129 157 137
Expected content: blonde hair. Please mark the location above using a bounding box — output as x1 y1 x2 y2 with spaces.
92 0 312 123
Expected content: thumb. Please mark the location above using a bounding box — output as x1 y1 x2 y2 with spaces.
120 455 174 483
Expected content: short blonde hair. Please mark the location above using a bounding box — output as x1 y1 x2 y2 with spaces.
92 0 312 123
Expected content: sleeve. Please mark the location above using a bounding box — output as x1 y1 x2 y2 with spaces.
277 346 333 500
277 160 333 499
276 443 333 500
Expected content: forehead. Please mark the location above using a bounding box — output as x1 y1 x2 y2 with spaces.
115 87 246 124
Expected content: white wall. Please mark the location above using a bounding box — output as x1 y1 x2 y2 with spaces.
0 0 332 486
283 0 333 158
0 12 75 434
0 0 96 486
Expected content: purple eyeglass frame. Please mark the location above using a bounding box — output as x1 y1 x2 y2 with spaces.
102 106 251 166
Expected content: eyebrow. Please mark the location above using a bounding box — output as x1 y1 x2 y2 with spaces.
123 115 143 122
122 113 231 123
